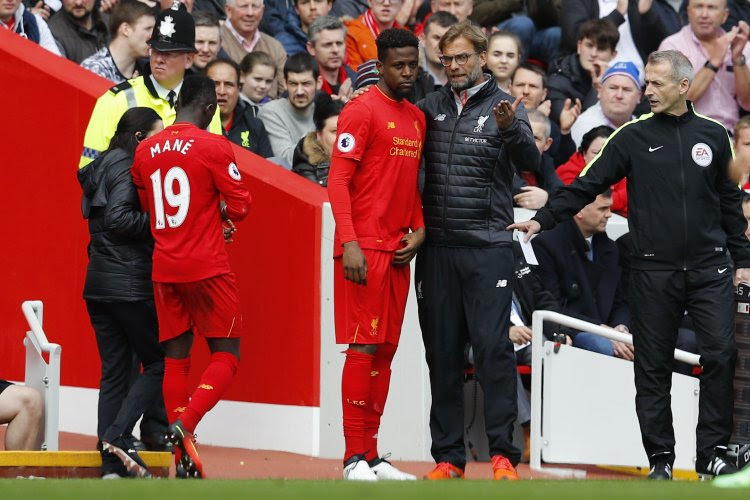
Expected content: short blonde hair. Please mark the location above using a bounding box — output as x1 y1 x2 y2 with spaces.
735 115 750 138
438 20 487 54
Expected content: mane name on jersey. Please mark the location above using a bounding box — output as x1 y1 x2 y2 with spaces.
150 138 195 158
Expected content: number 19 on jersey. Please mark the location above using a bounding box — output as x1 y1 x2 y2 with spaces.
150 166 191 229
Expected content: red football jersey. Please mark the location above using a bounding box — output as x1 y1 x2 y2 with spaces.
328 86 426 257
132 123 251 282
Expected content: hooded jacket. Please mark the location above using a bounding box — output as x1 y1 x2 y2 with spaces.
292 132 330 187
77 148 154 302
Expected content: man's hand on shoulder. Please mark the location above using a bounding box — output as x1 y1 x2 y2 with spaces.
343 241 368 285
393 227 425 266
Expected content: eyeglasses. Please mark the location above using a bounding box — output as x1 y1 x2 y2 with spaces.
439 52 478 67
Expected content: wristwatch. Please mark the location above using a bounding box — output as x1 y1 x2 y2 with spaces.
704 60 720 72
735 55 747 67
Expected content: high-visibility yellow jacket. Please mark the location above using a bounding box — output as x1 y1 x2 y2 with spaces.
79 75 222 167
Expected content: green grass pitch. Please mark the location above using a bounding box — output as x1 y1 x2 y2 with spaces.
2 479 750 500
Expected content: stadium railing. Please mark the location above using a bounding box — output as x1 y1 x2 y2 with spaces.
22 300 62 451
529 310 700 477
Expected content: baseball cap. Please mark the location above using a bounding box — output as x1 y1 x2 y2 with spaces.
149 1 196 53
601 61 641 88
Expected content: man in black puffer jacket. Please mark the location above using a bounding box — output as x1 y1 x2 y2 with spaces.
415 21 539 481
78 108 165 478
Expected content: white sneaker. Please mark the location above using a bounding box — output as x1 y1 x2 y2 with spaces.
343 459 377 481
371 459 417 480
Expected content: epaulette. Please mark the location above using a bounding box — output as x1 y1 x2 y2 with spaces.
109 81 133 95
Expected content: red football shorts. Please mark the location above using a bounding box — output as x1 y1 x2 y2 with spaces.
334 249 410 345
154 273 243 342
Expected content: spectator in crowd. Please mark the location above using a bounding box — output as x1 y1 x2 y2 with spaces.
416 21 539 481
239 50 276 113
307 16 354 101
0 0 61 55
560 0 681 73
725 0 750 31
570 61 642 147
431 0 472 21
659 0 750 131
77 107 166 479
159 0 195 11
328 0 365 19
547 18 619 125
473 0 560 64
513 109 564 210
345 0 403 70
222 0 287 97
194 0 226 20
744 194 750 239
191 11 222 74
531 189 632 358
258 53 319 165
79 3 222 168
81 0 154 83
512 50 750 480
47 0 107 63
418 11 456 88
510 62 579 165
278 0 331 56
557 125 628 216
486 30 521 93
207 58 274 157
354 57 436 102
736 116 750 189
292 91 343 185
0 380 43 451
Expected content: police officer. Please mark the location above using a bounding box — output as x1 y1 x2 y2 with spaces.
511 50 750 480
79 1 221 167
415 21 540 481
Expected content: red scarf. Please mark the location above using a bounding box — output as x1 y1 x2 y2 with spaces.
320 66 349 96
363 9 400 40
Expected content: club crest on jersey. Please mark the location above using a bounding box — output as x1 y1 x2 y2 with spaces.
228 162 241 180
337 133 355 153
474 115 489 133
387 122 395 129
159 16 176 38
692 143 712 167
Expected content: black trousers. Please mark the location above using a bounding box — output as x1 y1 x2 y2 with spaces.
86 300 164 443
630 268 736 464
416 245 520 468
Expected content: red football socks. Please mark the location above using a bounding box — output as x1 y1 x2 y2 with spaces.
341 349 375 461
364 342 397 462
163 357 191 425
180 352 239 433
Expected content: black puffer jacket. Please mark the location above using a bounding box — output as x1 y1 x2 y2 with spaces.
77 148 154 301
546 53 599 124
292 132 329 187
418 77 540 247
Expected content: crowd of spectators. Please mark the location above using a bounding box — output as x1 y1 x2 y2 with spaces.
5 0 750 459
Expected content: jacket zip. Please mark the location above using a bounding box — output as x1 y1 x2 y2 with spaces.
442 99 466 231
677 122 688 271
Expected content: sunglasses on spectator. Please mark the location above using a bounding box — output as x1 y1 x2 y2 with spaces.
439 52 479 67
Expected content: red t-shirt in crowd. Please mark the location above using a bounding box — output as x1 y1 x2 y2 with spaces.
328 85 426 257
132 123 251 282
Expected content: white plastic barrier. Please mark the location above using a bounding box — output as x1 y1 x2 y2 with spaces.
21 300 62 451
530 310 701 477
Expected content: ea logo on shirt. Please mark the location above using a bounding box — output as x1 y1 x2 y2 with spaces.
692 143 712 167
228 162 242 180
337 133 355 153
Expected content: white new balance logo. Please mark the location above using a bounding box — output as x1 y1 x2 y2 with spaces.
496 280 507 288
434 114 446 121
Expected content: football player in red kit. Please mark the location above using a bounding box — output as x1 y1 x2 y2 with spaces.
131 76 251 479
327 29 426 481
